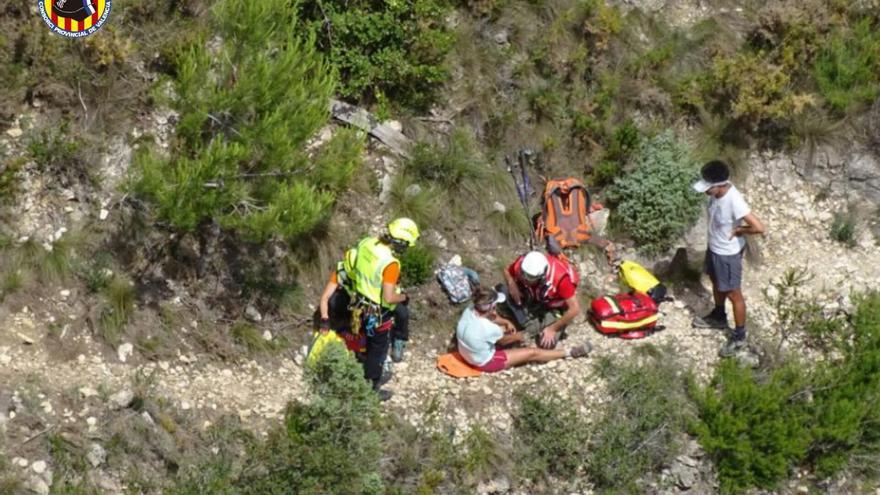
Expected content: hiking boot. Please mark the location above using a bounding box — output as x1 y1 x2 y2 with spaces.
378 361 393 387
375 388 393 402
391 339 406 363
569 342 593 358
692 312 729 330
718 338 746 358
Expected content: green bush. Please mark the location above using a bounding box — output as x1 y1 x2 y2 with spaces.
605 132 703 253
383 416 510 494
830 211 858 248
808 292 880 477
514 391 589 480
171 341 382 495
691 360 812 493
298 0 454 109
399 244 436 286
813 18 880 113
586 348 692 491
133 0 362 244
244 341 382 494
707 51 815 124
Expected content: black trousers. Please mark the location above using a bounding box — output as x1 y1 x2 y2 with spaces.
314 288 409 383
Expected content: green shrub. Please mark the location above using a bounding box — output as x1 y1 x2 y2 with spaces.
298 0 454 109
527 85 564 121
691 360 812 493
399 244 436 286
382 414 510 494
813 18 880 113
605 120 640 161
590 160 620 186
514 391 589 480
133 0 362 244
808 292 880 477
586 347 692 491
707 51 815 124
170 342 382 494
606 132 703 253
242 341 383 495
0 154 23 204
830 211 858 248
764 267 850 352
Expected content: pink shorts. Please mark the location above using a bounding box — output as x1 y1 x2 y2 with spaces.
475 350 508 373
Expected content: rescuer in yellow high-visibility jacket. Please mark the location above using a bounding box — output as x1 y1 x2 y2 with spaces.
316 218 419 401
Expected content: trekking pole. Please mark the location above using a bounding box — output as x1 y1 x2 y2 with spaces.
504 154 533 250
516 149 537 250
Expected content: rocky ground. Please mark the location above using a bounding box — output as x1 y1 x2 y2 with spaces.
1 146 878 493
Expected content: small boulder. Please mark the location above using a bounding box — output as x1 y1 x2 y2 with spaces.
116 343 133 363
31 461 47 475
109 389 134 410
87 443 106 468
245 304 262 323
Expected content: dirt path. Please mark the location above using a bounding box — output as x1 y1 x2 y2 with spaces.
1 158 878 439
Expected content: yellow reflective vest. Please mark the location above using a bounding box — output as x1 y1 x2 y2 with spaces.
350 237 399 309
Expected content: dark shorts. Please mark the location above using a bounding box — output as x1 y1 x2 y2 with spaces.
704 249 744 292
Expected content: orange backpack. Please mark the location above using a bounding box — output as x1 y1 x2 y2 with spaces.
535 178 601 249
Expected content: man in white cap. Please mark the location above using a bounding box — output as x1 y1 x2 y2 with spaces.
499 250 582 349
691 160 765 357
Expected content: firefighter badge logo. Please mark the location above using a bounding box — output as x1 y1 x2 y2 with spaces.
39 0 112 38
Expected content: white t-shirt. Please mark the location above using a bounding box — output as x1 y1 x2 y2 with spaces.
456 306 503 367
706 184 751 255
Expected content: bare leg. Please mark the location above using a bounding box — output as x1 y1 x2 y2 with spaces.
711 276 726 311
503 347 567 368
727 289 746 328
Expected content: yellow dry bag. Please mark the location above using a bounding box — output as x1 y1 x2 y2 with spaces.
619 260 667 303
306 330 344 366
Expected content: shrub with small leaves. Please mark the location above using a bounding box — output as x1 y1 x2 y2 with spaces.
586 347 692 491
514 391 589 480
170 341 383 495
808 292 880 477
813 18 880 114
606 132 702 254
399 244 436 287
691 359 813 494
830 211 858 248
298 0 454 109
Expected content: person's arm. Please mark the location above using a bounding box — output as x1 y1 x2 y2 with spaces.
731 213 765 238
381 261 408 305
539 296 581 347
503 264 523 305
382 283 408 305
491 314 517 334
318 278 339 329
497 332 524 346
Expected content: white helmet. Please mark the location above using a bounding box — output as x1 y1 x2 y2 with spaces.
521 251 548 281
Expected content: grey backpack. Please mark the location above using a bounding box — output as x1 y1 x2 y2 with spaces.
436 264 480 304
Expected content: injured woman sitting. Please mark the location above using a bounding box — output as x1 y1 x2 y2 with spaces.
455 287 592 372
